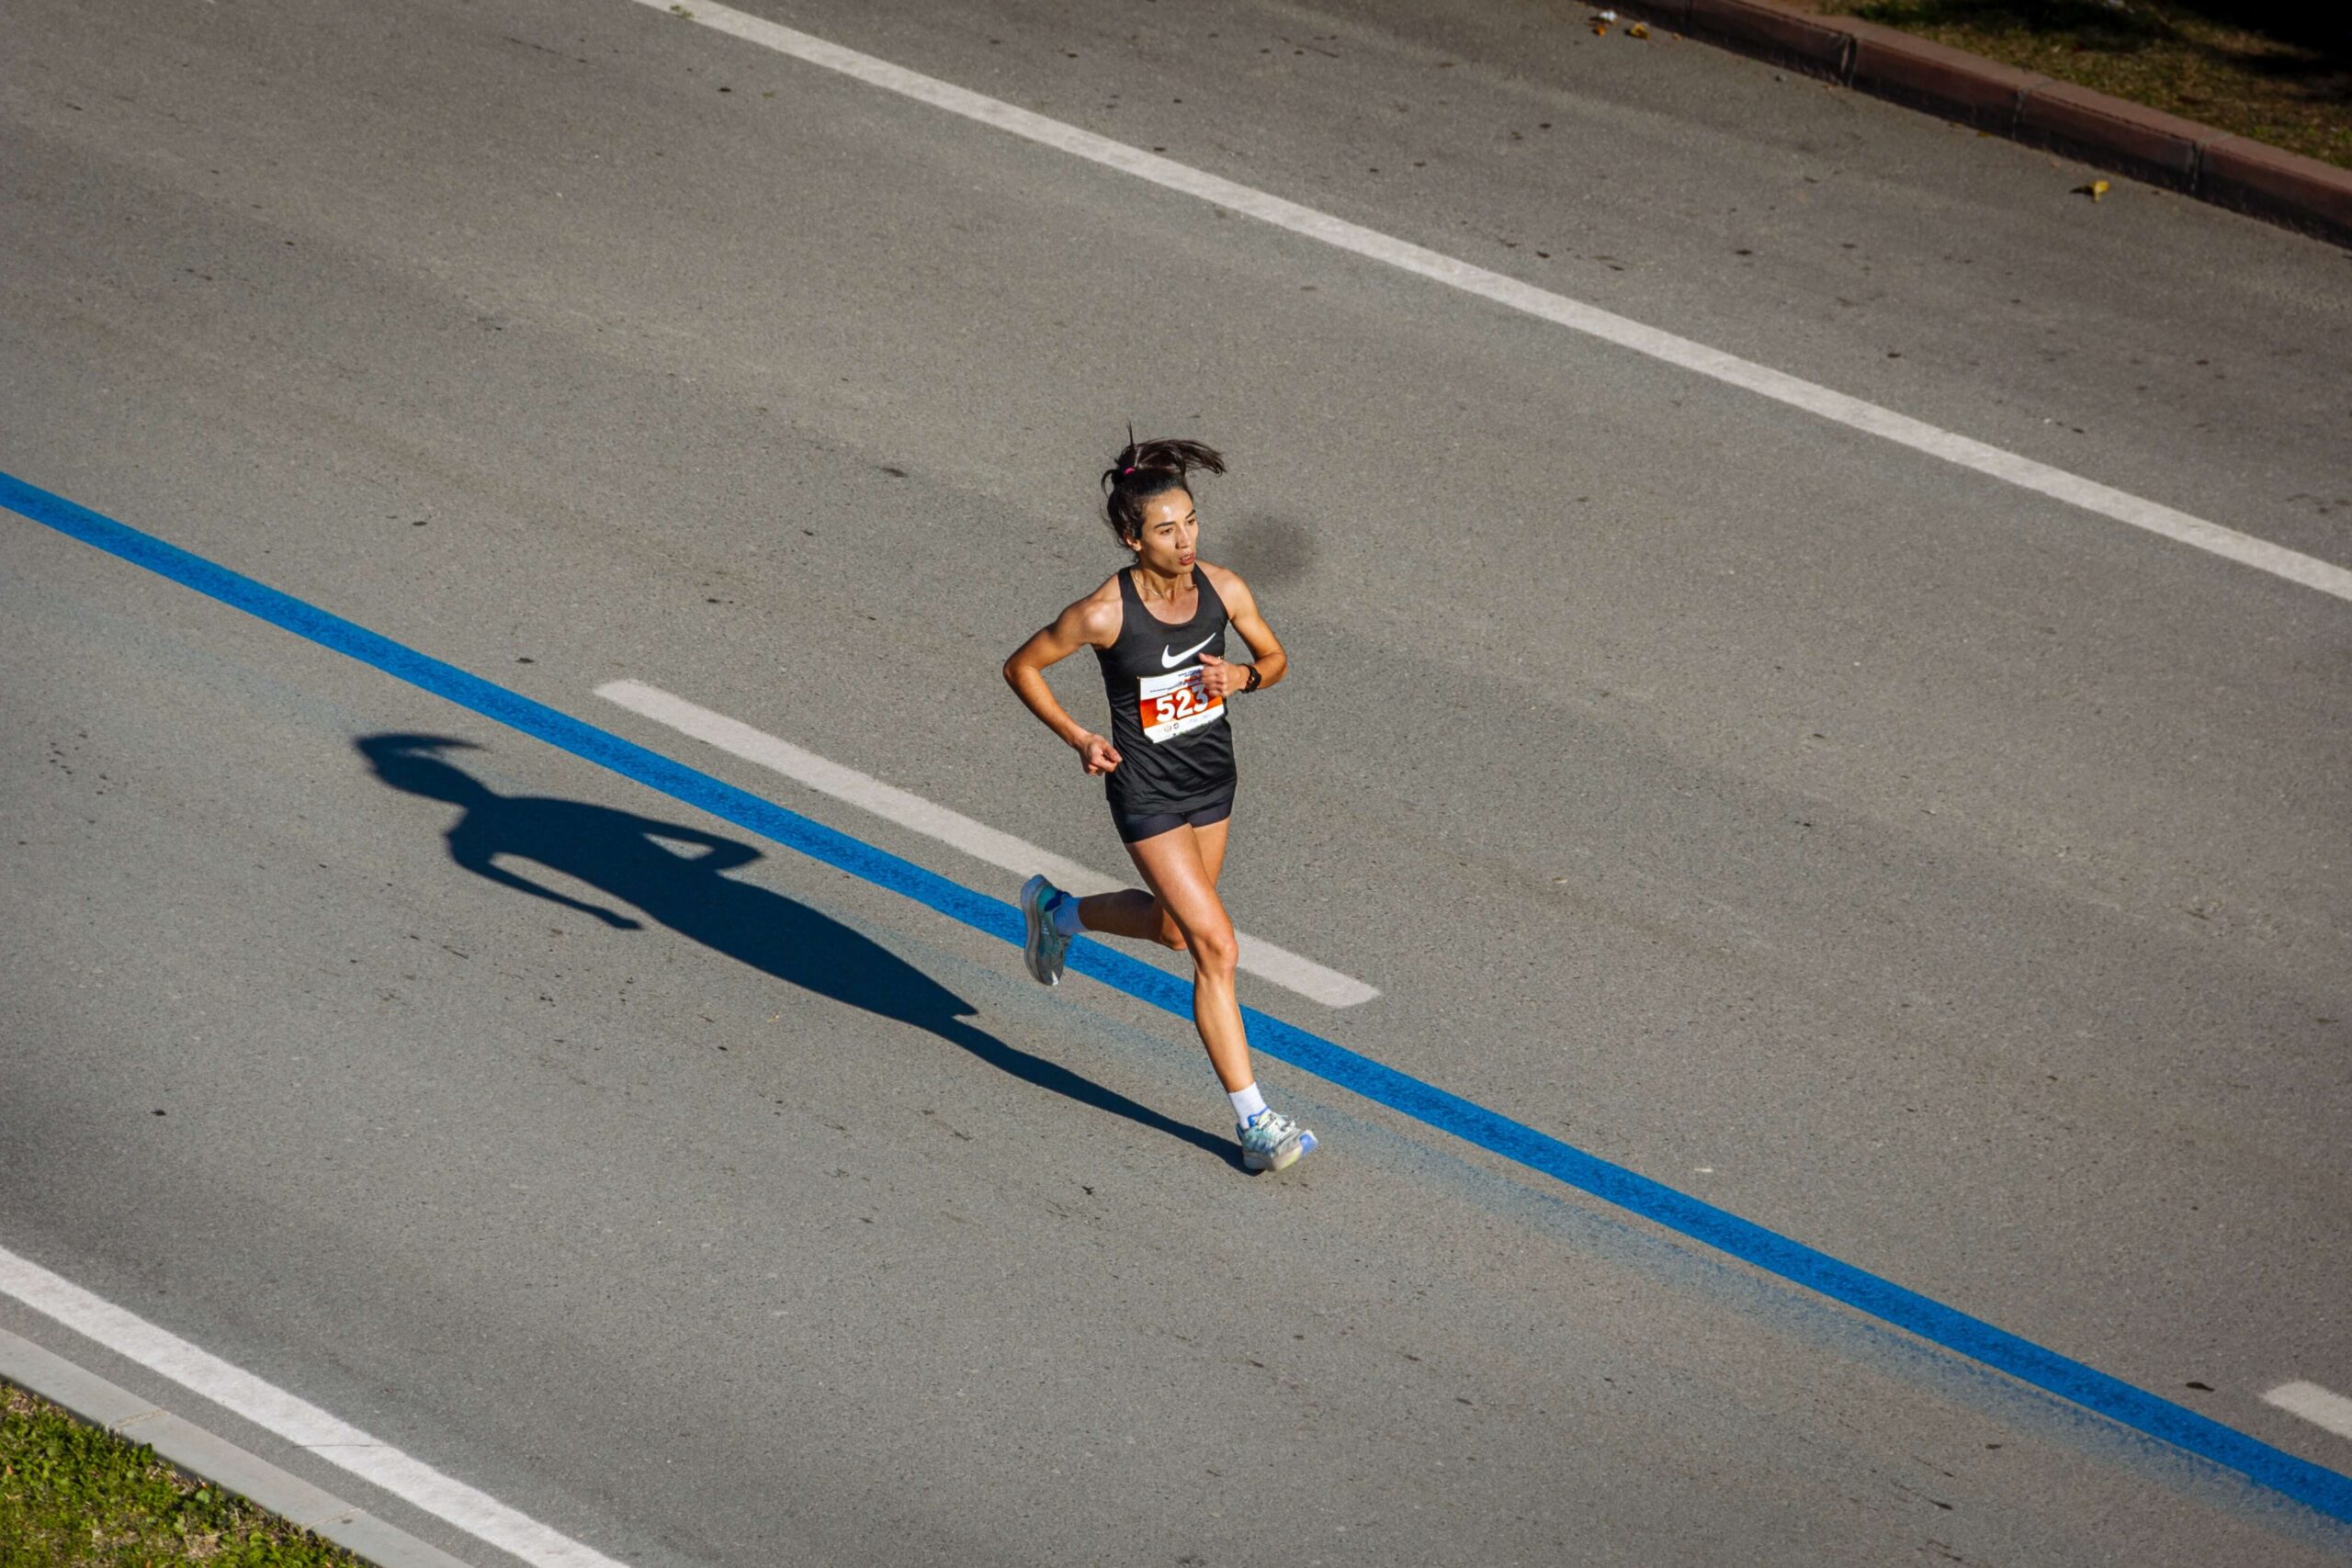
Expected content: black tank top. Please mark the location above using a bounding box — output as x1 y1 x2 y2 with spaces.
1094 567 1238 816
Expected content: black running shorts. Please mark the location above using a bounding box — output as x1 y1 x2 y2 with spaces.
1112 790 1235 845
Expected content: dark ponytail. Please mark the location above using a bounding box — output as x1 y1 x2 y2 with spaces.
1101 434 1226 547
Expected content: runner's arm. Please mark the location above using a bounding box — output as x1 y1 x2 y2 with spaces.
1003 593 1125 772
1199 566 1286 699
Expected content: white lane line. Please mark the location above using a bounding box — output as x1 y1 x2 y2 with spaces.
594 679 1382 1009
2266 1381 2352 1443
0 1242 628 1568
628 0 2352 609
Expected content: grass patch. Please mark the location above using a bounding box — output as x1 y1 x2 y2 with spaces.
1812 0 2352 168
1 1382 368 1566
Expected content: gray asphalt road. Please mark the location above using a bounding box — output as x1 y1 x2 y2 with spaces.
4 0 2348 1563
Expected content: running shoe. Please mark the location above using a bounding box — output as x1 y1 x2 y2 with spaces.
1238 1107 1318 1173
1020 874 1072 987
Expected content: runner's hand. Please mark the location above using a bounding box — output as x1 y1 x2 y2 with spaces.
1197 653 1244 699
1077 733 1123 775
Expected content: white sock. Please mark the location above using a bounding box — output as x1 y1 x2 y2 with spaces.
1228 1082 1268 1123
1049 893 1086 938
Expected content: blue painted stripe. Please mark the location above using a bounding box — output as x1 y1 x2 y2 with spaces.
9 468 2349 1526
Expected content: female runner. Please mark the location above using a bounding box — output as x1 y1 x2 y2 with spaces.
1001 437 1317 1172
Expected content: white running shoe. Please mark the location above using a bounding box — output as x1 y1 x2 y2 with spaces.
1238 1107 1318 1173
1020 874 1072 986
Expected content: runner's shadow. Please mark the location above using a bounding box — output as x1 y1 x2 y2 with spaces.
356 733 1236 1165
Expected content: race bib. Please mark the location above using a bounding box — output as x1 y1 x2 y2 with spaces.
1138 665 1226 744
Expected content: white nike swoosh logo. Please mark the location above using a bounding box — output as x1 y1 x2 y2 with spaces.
1161 636 1216 668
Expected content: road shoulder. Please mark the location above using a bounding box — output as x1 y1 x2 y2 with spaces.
0 1326 474 1568
1617 0 2352 244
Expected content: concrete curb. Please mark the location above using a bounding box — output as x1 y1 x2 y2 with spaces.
0 1325 477 1568
1614 0 2352 247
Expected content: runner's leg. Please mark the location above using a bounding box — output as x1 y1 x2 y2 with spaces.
1075 814 1228 949
1074 887 1183 949
1189 814 1232 884
1159 814 1230 943
1124 824 1252 1092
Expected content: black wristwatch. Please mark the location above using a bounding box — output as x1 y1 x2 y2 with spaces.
1242 664 1263 694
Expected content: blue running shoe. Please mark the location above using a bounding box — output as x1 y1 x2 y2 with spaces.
1020 874 1072 987
1238 1107 1317 1172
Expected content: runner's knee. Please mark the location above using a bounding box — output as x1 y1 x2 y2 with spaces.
1186 919 1239 976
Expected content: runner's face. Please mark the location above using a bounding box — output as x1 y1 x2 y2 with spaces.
1128 489 1198 575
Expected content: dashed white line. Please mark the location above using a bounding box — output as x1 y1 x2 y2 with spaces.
624 0 2352 608
2265 1381 2352 1443
0 1241 628 1568
594 678 1381 1008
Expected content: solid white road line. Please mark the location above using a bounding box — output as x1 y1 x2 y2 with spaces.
2265 1381 2352 1443
594 679 1383 1009
0 1242 630 1568
625 0 2352 609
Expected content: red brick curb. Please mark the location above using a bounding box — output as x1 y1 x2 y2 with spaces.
1612 0 2352 248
